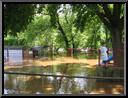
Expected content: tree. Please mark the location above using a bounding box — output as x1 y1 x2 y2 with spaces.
47 4 70 52
4 4 36 36
46 4 95 57
73 4 124 67
4 4 124 67
95 4 124 67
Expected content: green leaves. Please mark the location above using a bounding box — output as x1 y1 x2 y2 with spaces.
47 4 60 28
4 4 36 36
4 4 124 52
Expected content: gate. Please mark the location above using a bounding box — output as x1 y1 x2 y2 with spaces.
4 47 23 63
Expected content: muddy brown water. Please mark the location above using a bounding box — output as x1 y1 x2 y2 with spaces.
4 62 124 95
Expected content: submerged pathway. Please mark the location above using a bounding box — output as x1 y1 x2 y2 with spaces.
4 57 98 70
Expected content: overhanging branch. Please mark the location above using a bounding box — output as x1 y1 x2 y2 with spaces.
97 12 112 32
102 4 112 21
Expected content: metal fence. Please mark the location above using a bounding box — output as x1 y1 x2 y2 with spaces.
4 48 23 63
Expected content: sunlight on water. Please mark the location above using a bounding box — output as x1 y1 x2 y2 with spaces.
4 56 124 95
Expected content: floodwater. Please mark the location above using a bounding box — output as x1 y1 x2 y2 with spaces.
4 50 124 95
4 62 124 95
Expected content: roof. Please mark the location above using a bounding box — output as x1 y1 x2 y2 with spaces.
31 45 50 50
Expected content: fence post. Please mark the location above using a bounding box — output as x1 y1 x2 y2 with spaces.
98 49 100 66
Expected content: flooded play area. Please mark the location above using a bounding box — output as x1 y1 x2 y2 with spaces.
3 3 125 95
4 56 124 95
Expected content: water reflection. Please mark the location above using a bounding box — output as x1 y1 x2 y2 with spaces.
4 74 124 94
4 63 124 94
4 63 95 77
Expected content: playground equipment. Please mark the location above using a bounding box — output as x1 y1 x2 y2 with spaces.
67 47 123 66
98 48 124 66
98 49 110 66
31 45 51 59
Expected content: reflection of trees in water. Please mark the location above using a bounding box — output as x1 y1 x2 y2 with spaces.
24 76 42 94
96 66 124 78
41 76 55 93
53 63 86 94
54 77 96 94
55 77 73 94
11 65 54 75
5 64 124 94
45 63 97 94
5 74 123 94
54 77 64 94
4 74 15 90
84 79 96 94
56 63 84 76
3 65 105 94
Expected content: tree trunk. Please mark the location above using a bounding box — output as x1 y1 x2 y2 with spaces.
97 4 124 67
72 42 76 57
57 20 70 56
72 40 79 58
111 28 124 67
105 26 108 47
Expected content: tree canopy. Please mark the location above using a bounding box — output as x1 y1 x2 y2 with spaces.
4 4 124 66
4 4 36 36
